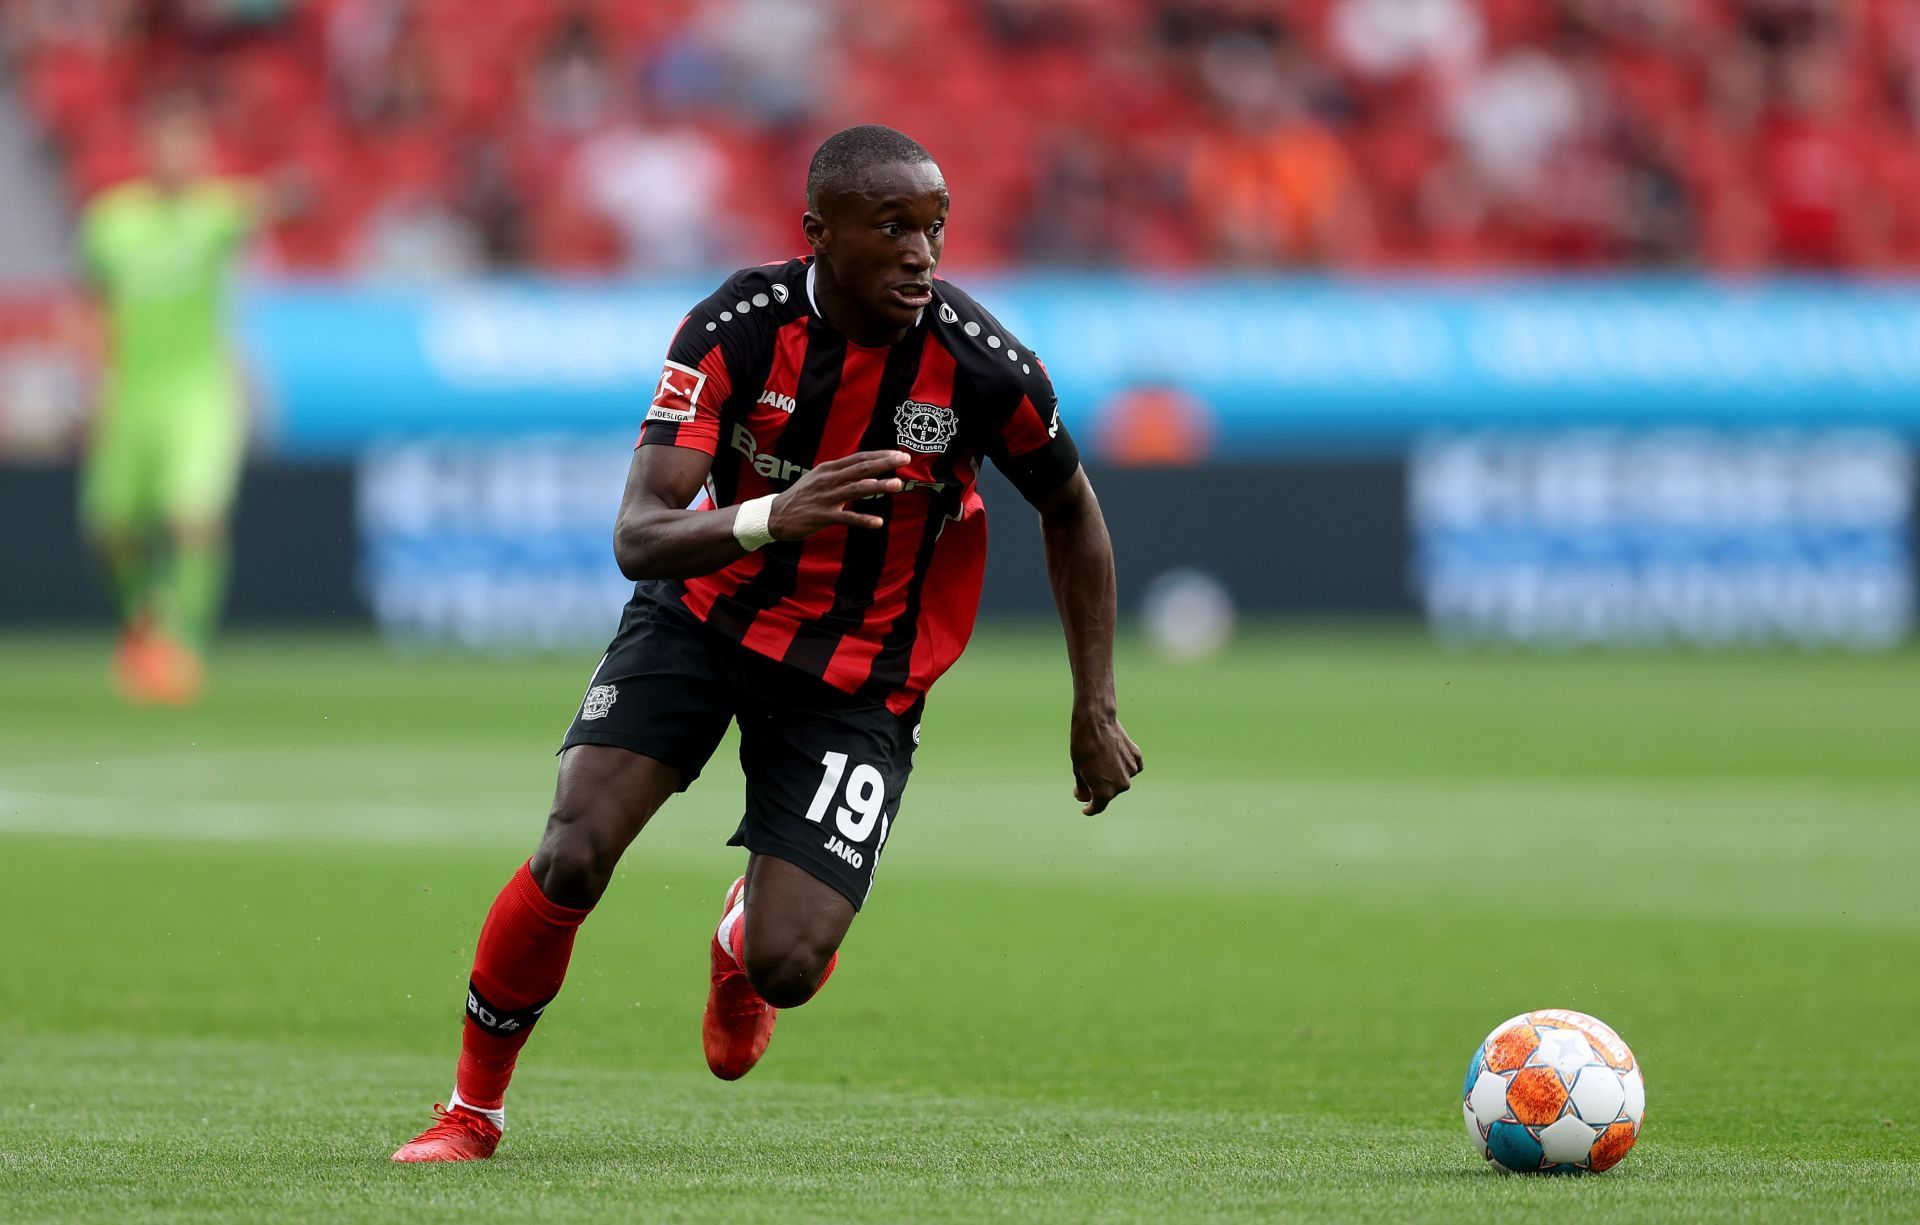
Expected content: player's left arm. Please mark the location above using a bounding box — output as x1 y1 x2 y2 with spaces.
1035 467 1143 815
978 341 1142 814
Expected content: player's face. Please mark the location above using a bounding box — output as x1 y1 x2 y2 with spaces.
146 112 210 187
809 160 949 337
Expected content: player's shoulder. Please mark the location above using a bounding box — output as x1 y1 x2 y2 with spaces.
927 277 1052 404
194 176 257 210
686 258 812 332
82 178 153 223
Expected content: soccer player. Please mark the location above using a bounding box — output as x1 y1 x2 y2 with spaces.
79 96 260 705
393 125 1144 1162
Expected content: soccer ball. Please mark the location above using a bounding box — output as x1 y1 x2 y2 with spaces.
1462 1009 1645 1174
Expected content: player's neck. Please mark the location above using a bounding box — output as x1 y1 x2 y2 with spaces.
809 260 912 348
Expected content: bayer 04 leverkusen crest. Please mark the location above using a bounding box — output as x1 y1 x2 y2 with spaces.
894 399 958 453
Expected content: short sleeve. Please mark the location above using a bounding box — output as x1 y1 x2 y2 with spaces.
981 355 1081 504
637 311 735 455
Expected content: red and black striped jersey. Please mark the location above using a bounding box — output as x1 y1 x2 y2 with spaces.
638 256 1080 713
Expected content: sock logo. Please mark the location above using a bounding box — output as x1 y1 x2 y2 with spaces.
465 982 550 1036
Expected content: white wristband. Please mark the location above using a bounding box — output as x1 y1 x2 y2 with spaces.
732 494 778 551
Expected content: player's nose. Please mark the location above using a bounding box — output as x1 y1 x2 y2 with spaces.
898 234 933 270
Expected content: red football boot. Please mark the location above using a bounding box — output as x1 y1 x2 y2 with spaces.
390 1103 501 1163
111 617 157 705
113 622 204 707
704 875 772 1080
702 874 840 1080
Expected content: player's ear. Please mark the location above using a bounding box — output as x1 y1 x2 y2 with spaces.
802 210 829 255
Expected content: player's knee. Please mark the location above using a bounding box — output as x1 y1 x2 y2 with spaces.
167 516 227 548
745 932 838 1009
530 800 623 907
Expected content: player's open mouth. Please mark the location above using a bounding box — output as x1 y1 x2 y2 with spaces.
888 283 933 308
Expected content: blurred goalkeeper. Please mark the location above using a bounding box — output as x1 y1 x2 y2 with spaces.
79 95 262 705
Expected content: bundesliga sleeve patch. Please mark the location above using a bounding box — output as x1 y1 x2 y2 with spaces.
647 359 707 423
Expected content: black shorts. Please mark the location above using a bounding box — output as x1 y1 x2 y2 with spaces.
560 581 922 910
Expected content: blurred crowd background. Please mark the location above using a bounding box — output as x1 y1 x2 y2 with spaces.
9 0 1920 277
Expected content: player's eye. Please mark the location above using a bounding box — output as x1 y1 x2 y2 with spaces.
929 220 945 237
880 223 903 237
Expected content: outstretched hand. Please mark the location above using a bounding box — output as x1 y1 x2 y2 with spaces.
1071 710 1143 815
769 450 910 538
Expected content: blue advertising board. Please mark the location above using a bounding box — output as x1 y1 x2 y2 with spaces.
240 276 1920 456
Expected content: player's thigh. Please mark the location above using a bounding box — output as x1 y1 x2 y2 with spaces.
732 689 921 912
558 582 737 789
533 744 693 907
538 590 737 903
80 410 157 537
156 397 244 530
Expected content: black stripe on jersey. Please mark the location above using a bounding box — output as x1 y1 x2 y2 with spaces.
780 331 930 677
708 333 786 510
702 324 848 643
855 361 983 697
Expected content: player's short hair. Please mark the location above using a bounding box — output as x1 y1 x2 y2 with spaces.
806 125 937 213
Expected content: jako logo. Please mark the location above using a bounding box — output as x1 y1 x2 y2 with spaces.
823 835 864 868
757 388 797 414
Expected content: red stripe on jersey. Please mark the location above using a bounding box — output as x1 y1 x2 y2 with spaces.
893 486 989 712
999 393 1054 458
681 317 814 617
820 340 959 689
736 343 889 659
681 552 761 619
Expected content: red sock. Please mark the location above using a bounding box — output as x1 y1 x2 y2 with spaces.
454 860 591 1111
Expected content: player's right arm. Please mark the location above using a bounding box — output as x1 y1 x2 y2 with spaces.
616 283 910 579
73 194 115 409
611 445 911 580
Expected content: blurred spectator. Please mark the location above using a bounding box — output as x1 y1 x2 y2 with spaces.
529 7 613 135
1331 0 1483 79
1021 135 1125 264
1448 48 1581 190
573 108 730 271
1188 40 1368 266
326 0 433 129
447 139 529 269
355 184 480 281
693 0 833 127
1757 38 1871 266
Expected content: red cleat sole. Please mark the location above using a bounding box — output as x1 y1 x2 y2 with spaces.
391 1104 500 1162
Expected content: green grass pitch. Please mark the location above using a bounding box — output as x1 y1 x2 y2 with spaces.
1 627 1916 1222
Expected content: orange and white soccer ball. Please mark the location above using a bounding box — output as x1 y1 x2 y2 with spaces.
1462 1009 1645 1173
